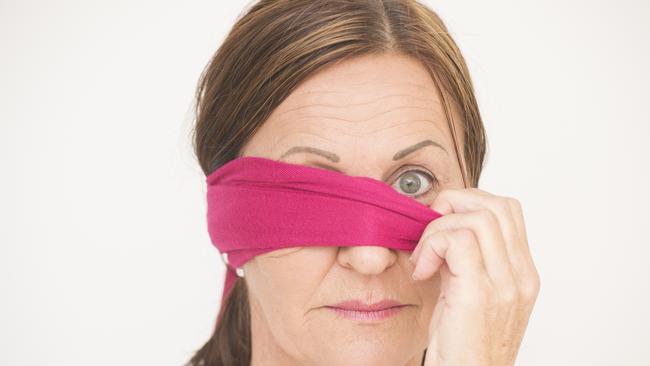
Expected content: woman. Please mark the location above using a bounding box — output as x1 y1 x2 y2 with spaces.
188 0 540 365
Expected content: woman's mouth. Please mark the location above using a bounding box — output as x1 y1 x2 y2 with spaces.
325 299 407 322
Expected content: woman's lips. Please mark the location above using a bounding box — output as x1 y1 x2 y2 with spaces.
325 299 407 322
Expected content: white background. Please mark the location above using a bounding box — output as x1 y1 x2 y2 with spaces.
2 0 648 365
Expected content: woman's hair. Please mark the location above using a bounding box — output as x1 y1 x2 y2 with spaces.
187 0 487 365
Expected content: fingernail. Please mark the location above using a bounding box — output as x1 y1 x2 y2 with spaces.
408 254 415 264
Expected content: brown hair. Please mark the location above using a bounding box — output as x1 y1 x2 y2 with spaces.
186 0 487 365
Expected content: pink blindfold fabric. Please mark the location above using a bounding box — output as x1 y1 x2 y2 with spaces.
205 155 444 326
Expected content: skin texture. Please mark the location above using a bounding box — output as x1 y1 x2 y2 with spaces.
238 53 540 366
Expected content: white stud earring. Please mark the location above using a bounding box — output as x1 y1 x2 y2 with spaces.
221 252 244 277
235 267 245 278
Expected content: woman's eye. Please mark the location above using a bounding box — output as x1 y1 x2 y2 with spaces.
391 169 437 199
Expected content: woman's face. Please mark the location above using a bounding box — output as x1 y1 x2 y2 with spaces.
239 53 466 366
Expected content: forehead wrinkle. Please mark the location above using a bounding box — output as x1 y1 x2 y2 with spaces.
285 88 439 112
273 109 448 143
355 105 441 124
271 129 341 155
272 91 438 120
277 105 440 128
365 119 447 138
279 129 340 146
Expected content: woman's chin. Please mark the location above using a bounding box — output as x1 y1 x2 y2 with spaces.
306 339 422 366
299 308 426 366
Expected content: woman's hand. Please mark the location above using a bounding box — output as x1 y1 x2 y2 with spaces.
409 188 541 366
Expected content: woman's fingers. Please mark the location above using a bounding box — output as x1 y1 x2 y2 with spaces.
411 228 491 306
411 229 483 282
415 210 516 292
430 189 518 267
409 230 446 280
409 188 523 299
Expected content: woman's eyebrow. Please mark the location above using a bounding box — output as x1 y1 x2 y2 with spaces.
392 139 448 160
279 139 448 164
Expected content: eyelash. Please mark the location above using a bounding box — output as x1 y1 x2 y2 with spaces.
392 166 438 199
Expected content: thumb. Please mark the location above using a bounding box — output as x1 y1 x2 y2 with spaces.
430 191 454 216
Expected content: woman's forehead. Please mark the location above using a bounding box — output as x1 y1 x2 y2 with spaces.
265 58 452 140
271 54 444 128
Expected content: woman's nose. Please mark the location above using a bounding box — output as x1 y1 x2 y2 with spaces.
336 246 398 276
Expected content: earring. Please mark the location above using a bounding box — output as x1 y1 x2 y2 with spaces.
235 267 245 278
221 251 245 278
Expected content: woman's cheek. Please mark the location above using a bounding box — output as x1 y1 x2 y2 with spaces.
413 273 442 324
252 246 337 310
